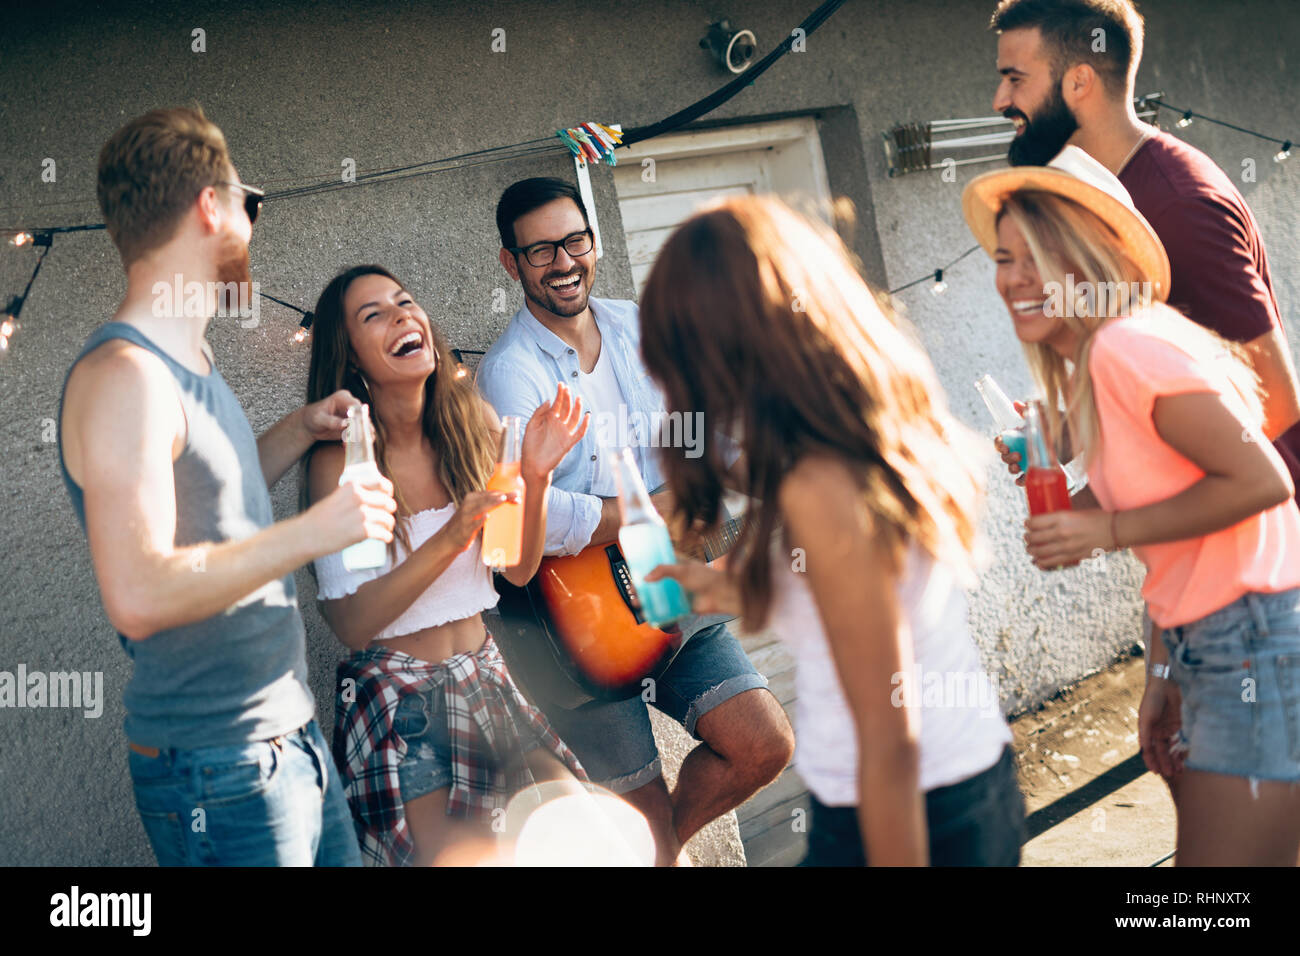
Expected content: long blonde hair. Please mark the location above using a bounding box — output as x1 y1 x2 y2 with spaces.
997 191 1261 464
639 195 986 631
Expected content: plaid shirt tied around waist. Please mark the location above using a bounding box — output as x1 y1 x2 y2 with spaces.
332 634 588 867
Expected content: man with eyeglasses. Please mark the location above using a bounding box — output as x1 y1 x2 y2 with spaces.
478 177 795 866
57 106 395 865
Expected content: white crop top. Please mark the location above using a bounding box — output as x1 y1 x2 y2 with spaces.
767 538 1010 805
313 503 500 641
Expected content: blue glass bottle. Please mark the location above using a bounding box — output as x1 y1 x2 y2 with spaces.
610 448 690 628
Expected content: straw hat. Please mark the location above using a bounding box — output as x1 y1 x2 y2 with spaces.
961 145 1170 301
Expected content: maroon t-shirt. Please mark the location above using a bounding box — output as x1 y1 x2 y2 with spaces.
1120 130 1300 495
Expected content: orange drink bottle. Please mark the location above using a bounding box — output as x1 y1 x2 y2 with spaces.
481 415 525 568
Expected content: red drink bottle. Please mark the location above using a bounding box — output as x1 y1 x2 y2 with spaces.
1023 402 1072 516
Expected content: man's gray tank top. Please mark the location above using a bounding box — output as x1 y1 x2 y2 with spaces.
57 322 315 750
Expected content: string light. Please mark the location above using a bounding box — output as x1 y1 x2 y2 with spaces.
2 77 1289 351
0 306 17 355
1142 94 1293 160
889 244 979 296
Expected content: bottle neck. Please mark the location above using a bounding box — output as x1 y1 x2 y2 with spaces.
612 450 662 526
1024 407 1059 470
344 406 376 468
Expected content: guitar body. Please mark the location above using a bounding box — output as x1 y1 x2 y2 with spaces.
494 540 684 709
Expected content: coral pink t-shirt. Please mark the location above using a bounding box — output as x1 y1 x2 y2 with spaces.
1085 312 1300 628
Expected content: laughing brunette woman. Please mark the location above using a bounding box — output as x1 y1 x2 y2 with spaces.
302 265 591 866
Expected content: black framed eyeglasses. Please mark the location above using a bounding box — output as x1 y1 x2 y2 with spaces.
509 228 593 267
216 181 265 225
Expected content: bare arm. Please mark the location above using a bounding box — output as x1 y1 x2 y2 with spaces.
68 350 395 641
256 406 313 489
1242 325 1300 441
256 389 358 489
1118 391 1293 546
780 456 927 866
1025 391 1293 568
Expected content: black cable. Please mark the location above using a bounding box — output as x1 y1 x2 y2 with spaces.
5 234 54 318
622 0 849 146
888 243 981 296
1148 97 1291 147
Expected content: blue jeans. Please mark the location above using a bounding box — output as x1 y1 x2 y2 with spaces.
1162 588 1300 781
535 622 769 792
127 720 361 866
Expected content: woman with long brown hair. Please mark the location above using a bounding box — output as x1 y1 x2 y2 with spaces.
302 265 591 866
639 196 1023 866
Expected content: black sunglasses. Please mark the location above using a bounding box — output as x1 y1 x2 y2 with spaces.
216 181 265 225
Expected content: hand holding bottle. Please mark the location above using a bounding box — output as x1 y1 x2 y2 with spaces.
441 490 516 554
310 473 397 557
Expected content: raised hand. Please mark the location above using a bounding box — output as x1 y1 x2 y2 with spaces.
521 382 589 482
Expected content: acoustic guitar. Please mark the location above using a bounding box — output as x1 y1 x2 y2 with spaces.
492 506 746 710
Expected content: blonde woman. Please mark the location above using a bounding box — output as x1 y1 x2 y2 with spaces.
966 147 1300 865
638 196 1022 866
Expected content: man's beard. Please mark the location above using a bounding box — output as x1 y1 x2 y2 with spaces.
1006 82 1079 167
524 266 589 318
215 231 251 288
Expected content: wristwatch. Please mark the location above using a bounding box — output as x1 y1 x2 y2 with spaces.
1149 663 1171 681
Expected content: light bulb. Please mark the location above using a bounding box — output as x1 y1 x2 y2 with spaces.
1274 141 1292 163
293 327 308 343
930 270 947 296
9 232 33 247
455 365 469 380
0 318 14 337
1176 111 1194 129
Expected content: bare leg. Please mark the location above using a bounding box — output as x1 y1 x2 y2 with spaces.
402 788 504 866
618 776 681 866
670 688 795 848
1175 769 1300 866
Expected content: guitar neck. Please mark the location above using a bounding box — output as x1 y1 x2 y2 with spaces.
646 483 748 564
684 513 747 564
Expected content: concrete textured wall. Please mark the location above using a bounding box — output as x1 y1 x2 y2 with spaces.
0 0 1295 865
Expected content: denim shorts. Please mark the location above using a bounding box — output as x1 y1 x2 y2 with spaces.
392 683 543 804
1161 588 1300 782
127 720 361 866
800 744 1025 866
532 622 769 793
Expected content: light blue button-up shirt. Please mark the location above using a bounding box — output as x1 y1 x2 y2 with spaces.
478 297 671 555
478 297 734 639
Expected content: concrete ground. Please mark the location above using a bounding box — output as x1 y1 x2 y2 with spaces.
658 641 1178 867
1015 654 1177 867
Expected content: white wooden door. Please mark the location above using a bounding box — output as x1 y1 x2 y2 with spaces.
612 117 832 296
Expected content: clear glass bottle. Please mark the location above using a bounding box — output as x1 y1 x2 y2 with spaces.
975 373 1027 462
339 404 388 571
